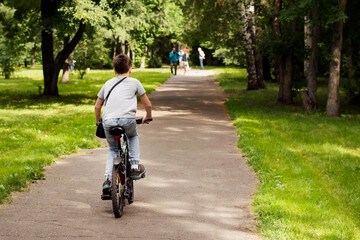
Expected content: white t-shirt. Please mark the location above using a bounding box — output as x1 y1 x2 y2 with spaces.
97 76 146 120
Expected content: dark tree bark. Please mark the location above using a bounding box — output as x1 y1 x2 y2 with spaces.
262 57 272 81
301 7 320 111
255 51 266 88
41 0 86 96
273 0 293 104
131 49 135 67
326 0 347 117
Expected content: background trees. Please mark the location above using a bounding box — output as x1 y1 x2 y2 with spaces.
0 0 185 95
0 0 358 116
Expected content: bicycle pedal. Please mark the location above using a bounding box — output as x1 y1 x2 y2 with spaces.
132 172 146 180
101 193 112 200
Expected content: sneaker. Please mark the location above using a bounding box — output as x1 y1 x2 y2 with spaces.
103 179 111 191
130 164 146 178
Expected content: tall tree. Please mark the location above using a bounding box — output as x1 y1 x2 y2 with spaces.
41 0 87 96
271 0 293 104
240 0 265 90
326 0 347 117
301 5 320 111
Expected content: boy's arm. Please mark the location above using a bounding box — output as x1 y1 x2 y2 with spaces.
139 93 152 123
95 97 104 124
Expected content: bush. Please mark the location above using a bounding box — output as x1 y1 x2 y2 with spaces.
343 78 360 103
148 55 162 68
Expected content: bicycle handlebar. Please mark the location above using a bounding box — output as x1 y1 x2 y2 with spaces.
136 118 153 124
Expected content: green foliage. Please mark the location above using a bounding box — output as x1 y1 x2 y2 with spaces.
343 78 360 104
0 3 30 78
216 68 360 239
184 0 244 66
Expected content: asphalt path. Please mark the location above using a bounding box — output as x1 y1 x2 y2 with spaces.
0 69 260 240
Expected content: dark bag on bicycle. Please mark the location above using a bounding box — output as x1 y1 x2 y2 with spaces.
95 76 127 138
96 119 106 138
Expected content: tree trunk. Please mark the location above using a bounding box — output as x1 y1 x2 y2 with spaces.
272 0 282 85
326 0 347 117
120 42 125 54
113 38 117 58
263 57 272 81
140 46 148 69
131 49 135 67
281 23 295 104
41 0 86 96
41 26 57 96
126 41 131 57
278 51 293 104
255 51 266 88
272 0 292 104
254 8 265 89
31 44 36 68
241 0 259 90
302 7 320 110
61 36 70 83
304 16 311 75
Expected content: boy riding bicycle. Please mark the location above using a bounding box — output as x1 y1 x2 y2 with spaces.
94 54 152 192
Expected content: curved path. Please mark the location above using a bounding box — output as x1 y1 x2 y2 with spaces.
0 70 260 239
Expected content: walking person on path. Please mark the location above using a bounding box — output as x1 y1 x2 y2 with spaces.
94 54 152 192
169 48 180 76
198 47 205 70
181 47 189 75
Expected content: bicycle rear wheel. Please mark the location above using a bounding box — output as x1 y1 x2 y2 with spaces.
111 165 125 218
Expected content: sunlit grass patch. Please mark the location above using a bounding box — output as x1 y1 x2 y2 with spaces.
214 68 360 239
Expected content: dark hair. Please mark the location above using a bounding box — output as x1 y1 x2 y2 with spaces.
113 54 131 74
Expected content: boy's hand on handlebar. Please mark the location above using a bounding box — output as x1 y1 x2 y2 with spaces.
142 117 152 124
136 117 152 124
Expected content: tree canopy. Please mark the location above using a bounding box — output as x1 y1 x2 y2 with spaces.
0 0 358 115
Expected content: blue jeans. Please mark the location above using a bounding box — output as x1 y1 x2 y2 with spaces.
103 118 139 179
199 58 204 69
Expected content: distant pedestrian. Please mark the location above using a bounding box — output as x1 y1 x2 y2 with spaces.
198 47 205 70
70 60 76 71
169 48 180 76
181 48 189 75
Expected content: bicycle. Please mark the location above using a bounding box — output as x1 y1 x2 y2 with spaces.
101 118 152 218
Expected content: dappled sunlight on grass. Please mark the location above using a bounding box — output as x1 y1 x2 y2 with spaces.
215 67 360 239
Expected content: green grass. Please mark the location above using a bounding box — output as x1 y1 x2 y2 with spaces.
0 67 170 203
214 68 360 239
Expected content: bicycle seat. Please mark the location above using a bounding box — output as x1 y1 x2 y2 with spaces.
109 126 125 136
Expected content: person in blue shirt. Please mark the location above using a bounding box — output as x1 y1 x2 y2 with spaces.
169 48 180 76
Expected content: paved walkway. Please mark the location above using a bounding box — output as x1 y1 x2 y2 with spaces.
0 70 260 240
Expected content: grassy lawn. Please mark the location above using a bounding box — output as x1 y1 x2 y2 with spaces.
214 68 360 239
0 67 170 203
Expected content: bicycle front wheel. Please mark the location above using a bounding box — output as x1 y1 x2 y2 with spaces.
111 165 125 218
